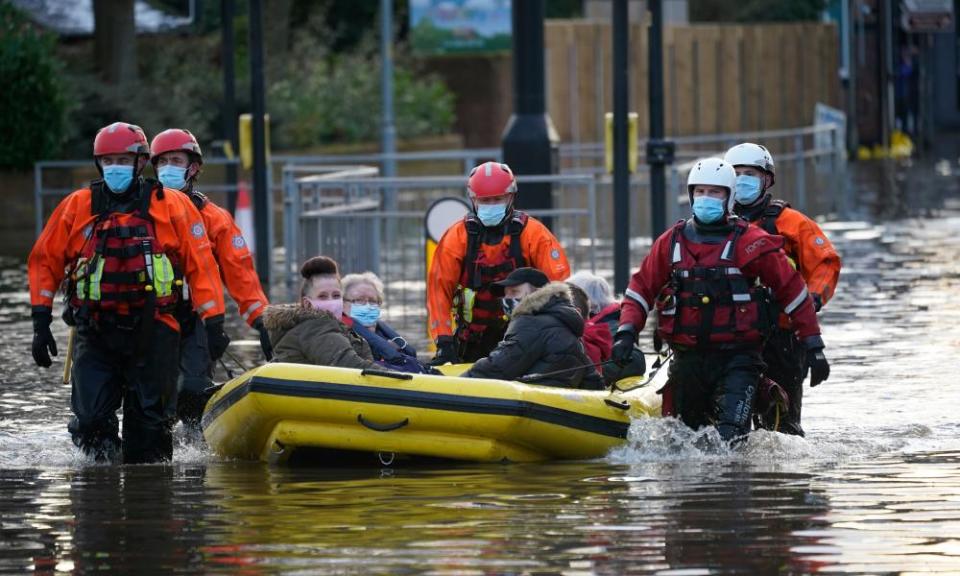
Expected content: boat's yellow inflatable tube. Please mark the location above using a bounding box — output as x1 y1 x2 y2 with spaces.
202 362 663 464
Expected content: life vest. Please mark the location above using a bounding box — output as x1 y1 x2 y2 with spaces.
69 180 181 319
655 220 772 348
454 211 528 342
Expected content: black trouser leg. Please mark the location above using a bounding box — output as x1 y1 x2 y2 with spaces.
762 329 806 436
669 348 762 442
668 351 712 432
121 323 180 464
712 352 763 441
175 314 213 429
69 332 123 461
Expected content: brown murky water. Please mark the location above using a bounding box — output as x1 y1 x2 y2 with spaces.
3 161 960 574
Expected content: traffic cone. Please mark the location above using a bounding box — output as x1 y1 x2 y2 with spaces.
235 180 255 257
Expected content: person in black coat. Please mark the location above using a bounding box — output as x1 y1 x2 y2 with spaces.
463 268 604 389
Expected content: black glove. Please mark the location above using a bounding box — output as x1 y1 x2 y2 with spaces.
204 315 230 362
31 306 57 368
802 335 830 387
253 317 273 361
603 349 646 387
430 336 459 366
611 326 637 366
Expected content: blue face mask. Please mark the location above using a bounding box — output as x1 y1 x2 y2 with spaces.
692 195 726 224
158 165 188 191
734 174 763 205
349 303 381 327
102 165 134 194
476 203 508 227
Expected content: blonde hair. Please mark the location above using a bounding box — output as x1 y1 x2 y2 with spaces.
341 272 384 303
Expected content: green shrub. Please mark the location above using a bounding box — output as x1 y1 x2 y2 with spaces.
57 34 230 159
0 4 68 170
269 34 456 149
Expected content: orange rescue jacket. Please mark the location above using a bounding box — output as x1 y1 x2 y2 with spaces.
28 182 226 332
427 215 570 341
190 192 268 326
762 202 841 304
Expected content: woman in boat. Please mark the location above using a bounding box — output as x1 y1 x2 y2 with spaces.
567 270 621 337
341 272 437 374
566 282 611 369
463 268 604 389
261 256 378 369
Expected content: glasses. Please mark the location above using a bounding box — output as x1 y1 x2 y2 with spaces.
344 298 381 306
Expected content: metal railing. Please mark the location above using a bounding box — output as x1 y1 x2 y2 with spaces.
283 173 599 336
32 123 844 234
32 123 845 343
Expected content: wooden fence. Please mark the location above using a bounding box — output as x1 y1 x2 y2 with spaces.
544 21 841 142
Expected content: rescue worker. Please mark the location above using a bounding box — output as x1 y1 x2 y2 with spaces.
150 128 271 429
612 157 830 443
428 162 570 364
724 143 841 436
28 122 228 463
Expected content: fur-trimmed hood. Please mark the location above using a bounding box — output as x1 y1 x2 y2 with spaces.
512 281 583 336
262 303 338 342
261 303 375 368
513 282 572 316
464 281 601 389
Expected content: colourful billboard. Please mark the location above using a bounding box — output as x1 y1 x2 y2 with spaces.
411 0 512 55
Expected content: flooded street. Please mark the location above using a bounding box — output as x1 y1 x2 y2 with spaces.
4 162 960 574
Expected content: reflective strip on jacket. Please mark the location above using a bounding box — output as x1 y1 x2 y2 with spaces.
194 195 268 326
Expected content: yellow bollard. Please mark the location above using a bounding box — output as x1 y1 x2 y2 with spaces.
604 112 639 174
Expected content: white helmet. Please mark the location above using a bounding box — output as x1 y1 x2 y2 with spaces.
723 142 776 186
687 157 737 213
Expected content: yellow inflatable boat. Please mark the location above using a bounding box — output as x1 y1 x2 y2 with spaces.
201 363 663 464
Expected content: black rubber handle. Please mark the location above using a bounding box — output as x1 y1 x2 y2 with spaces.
360 368 413 380
604 398 631 411
357 414 410 432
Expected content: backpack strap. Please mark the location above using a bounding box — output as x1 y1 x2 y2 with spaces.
760 199 790 235
668 219 686 265
463 216 483 290
506 211 528 268
90 180 108 216
188 190 208 212
720 219 748 262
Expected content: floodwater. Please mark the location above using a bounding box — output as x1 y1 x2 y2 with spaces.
3 160 960 574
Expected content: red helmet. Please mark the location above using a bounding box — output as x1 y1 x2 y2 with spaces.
93 122 149 157
150 129 203 164
467 162 517 199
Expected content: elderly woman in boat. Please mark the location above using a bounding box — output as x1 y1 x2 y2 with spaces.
341 272 436 374
261 256 378 369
